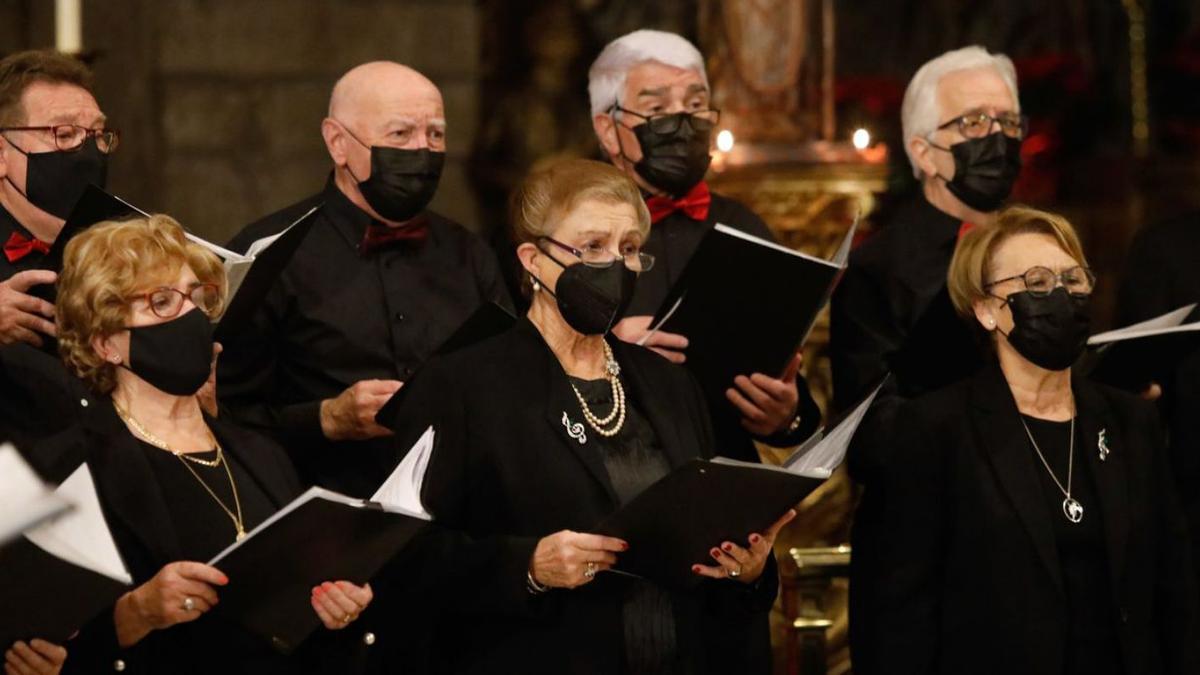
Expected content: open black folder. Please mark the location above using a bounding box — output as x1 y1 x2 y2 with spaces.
0 461 133 648
208 427 435 654
594 380 884 589
1082 303 1200 391
645 219 856 393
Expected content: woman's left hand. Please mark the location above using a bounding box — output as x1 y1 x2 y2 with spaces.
311 581 373 630
692 509 796 584
727 353 803 437
4 639 66 675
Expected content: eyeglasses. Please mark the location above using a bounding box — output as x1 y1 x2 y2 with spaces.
984 265 1096 297
129 284 222 319
936 111 1028 140
539 236 655 273
611 106 721 135
0 125 120 154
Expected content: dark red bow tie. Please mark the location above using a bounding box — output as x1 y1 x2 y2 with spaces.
645 181 711 224
359 216 430 255
4 230 51 263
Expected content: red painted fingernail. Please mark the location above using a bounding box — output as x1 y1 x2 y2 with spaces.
220 575 229 585
692 565 702 573
750 534 761 544
711 548 721 559
314 587 324 596
721 543 733 552
621 542 629 551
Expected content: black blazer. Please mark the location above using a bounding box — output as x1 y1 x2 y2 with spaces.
856 365 1199 675
389 319 778 675
34 403 384 675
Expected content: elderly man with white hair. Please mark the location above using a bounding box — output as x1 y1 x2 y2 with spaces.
591 29 821 464
829 46 1025 674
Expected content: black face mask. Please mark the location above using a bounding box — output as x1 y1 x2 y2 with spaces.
934 132 1021 212
343 126 444 222
998 288 1090 371
533 255 638 336
627 113 712 198
5 137 108 219
122 308 214 396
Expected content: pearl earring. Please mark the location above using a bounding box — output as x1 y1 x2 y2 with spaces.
987 318 996 327
532 279 540 292
109 355 121 364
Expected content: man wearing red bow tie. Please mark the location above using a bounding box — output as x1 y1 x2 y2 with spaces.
589 30 819 461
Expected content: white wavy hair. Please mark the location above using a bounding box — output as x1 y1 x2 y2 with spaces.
901 45 1020 178
587 29 708 117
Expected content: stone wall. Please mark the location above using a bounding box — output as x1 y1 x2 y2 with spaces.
16 0 484 243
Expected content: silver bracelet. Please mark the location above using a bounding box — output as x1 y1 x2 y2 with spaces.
526 570 550 595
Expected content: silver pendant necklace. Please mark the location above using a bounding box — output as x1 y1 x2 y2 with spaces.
1019 415 1083 524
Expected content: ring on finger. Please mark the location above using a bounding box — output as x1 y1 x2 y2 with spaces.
182 596 195 612
728 564 742 579
584 561 597 579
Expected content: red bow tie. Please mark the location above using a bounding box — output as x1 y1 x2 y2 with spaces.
4 230 51 263
645 182 711 224
359 216 430 255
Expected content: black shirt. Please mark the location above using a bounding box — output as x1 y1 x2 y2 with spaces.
217 179 513 497
1021 416 1122 675
570 376 681 675
0 205 95 458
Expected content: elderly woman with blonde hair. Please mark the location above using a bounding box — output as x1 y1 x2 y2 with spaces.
865 205 1199 675
36 214 377 674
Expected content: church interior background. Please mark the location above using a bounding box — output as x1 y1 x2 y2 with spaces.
6 0 1200 672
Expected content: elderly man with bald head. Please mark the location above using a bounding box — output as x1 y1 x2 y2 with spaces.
218 61 512 500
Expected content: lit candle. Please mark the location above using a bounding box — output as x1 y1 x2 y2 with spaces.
55 0 82 54
716 130 734 152
852 128 871 151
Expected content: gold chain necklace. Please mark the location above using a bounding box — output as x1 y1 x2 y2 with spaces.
568 341 627 438
113 401 247 540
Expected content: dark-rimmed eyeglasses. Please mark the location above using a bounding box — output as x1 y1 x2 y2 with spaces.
539 236 655 273
0 125 120 154
984 265 1095 297
936 112 1028 140
128 284 221 319
610 106 720 135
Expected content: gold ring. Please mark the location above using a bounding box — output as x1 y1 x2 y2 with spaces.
728 565 742 579
584 561 597 579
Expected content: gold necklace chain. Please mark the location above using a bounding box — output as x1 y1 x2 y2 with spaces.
113 401 247 540
568 341 627 438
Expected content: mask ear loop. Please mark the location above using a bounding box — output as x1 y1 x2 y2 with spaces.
986 292 1014 339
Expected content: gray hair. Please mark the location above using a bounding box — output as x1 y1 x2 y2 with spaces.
901 45 1020 178
587 29 708 118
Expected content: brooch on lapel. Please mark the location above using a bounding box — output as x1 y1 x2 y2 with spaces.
1098 429 1110 462
562 412 587 445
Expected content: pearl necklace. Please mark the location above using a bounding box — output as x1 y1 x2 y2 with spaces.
569 341 627 438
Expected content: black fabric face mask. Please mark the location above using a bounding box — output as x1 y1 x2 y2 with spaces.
998 288 1090 371
122 308 214 396
344 128 444 222
5 137 108 219
934 132 1021 212
533 255 638 336
627 113 712 198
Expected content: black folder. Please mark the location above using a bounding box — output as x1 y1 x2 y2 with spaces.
374 301 517 429
595 459 825 589
1082 304 1200 391
211 205 320 342
0 537 129 647
648 222 853 395
208 488 428 654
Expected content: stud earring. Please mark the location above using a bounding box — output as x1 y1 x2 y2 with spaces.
987 318 996 327
532 279 540 292
109 355 121 364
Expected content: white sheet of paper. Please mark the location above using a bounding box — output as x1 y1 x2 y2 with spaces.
784 379 886 478
1087 303 1200 345
0 444 71 545
371 426 435 518
24 464 132 584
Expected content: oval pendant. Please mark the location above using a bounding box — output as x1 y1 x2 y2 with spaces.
1062 497 1084 523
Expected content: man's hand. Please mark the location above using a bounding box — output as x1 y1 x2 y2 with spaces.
726 352 803 437
0 270 57 347
196 342 222 417
320 379 403 441
612 315 688 364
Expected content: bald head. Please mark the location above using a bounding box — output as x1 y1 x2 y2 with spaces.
329 61 441 122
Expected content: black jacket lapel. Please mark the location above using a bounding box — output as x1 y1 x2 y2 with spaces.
1073 376 1130 594
970 367 1065 595
210 416 297 508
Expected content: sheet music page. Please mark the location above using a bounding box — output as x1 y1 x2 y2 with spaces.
371 426 435 519
1088 303 1200 345
0 444 71 544
784 380 886 478
24 464 132 584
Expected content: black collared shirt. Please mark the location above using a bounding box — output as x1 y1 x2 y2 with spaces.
217 179 513 496
0 204 95 458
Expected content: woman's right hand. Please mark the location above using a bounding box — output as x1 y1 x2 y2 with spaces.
4 639 66 675
114 562 228 647
529 531 628 589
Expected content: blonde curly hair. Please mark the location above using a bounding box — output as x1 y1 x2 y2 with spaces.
56 214 226 394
